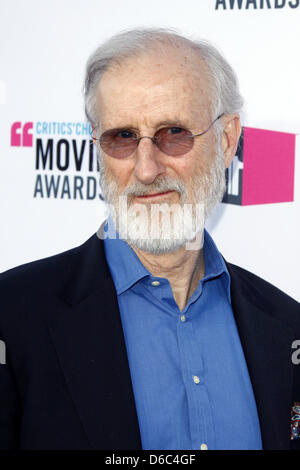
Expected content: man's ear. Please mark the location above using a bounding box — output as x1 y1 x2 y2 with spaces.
220 114 242 168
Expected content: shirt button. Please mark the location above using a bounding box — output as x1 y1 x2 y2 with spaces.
193 375 200 384
180 315 186 322
200 443 208 450
151 281 160 287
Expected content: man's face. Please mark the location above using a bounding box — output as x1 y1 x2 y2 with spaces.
94 47 226 253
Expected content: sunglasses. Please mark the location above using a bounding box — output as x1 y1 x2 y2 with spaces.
94 113 224 159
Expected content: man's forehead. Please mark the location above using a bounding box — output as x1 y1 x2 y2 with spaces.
97 95 206 131
98 48 209 94
96 49 211 129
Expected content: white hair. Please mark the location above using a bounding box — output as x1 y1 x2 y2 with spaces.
83 27 243 129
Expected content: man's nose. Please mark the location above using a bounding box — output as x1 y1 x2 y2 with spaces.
133 137 166 184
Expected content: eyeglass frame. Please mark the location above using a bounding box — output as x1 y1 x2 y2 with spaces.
92 112 224 156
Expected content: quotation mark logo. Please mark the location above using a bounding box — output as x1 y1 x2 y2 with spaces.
11 121 33 147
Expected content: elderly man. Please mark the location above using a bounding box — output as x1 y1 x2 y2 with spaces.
0 29 299 451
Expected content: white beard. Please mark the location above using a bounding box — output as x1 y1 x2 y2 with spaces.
97 137 226 254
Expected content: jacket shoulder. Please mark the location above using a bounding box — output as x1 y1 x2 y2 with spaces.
0 234 103 335
0 233 104 297
226 261 300 328
0 241 83 291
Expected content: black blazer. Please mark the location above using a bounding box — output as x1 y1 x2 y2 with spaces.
0 228 299 450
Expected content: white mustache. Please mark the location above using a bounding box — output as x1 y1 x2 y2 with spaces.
122 179 186 198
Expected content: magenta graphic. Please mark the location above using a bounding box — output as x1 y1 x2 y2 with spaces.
11 121 33 147
223 127 296 205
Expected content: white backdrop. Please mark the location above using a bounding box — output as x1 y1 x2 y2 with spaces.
0 0 299 300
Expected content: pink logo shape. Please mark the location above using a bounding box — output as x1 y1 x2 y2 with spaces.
22 122 33 146
10 121 22 146
10 121 33 147
242 127 296 205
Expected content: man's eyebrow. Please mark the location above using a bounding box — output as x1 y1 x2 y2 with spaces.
156 119 189 128
103 119 190 132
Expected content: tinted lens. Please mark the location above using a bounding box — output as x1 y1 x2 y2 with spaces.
100 129 138 158
99 127 194 158
155 127 194 156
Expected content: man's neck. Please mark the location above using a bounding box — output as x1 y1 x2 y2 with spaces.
129 242 205 312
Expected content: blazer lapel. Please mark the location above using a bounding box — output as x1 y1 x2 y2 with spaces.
225 261 294 450
45 229 142 449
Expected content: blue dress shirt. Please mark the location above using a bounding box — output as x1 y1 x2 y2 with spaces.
103 218 262 450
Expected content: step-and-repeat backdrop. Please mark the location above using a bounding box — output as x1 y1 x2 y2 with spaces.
0 0 299 300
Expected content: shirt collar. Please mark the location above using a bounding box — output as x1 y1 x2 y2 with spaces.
103 215 231 302
103 216 149 295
